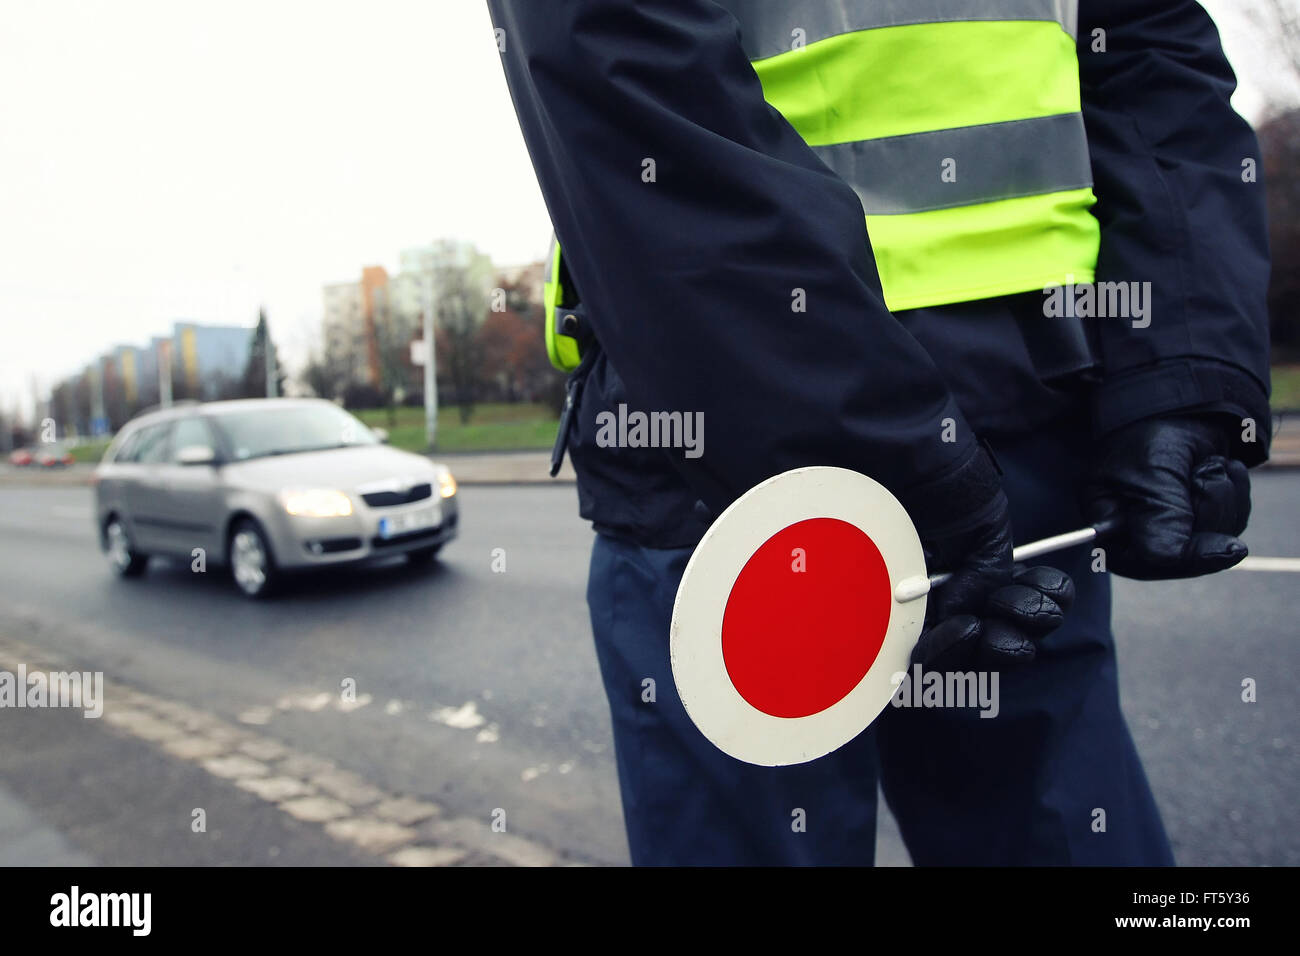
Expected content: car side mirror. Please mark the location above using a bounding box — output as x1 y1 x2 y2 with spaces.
371 427 389 444
177 445 216 466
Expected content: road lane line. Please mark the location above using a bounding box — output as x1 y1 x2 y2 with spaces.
0 633 561 867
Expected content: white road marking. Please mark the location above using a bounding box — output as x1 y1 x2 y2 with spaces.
430 700 486 729
277 691 333 712
1234 557 1300 573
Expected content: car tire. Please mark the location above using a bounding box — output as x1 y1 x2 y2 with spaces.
407 545 442 565
104 516 148 578
228 518 279 599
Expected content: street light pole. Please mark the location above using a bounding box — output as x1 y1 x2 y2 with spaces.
423 268 438 450
265 324 279 398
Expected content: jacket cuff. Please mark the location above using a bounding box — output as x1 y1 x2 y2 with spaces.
1092 360 1272 466
897 441 1004 537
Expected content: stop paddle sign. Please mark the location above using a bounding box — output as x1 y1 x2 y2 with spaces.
671 466 1111 765
670 466 929 767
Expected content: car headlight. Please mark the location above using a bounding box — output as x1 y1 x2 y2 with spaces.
280 489 353 517
436 468 457 499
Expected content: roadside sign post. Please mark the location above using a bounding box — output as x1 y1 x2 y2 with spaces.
423 271 438 450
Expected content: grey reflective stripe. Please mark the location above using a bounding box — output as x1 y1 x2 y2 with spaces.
814 112 1092 215
720 0 1078 61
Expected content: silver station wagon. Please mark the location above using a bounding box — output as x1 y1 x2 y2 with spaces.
94 398 459 598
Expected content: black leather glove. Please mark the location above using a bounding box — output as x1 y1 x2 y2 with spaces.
1081 415 1251 580
902 447 1075 667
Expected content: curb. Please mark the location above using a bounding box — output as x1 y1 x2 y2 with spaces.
4 432 1299 490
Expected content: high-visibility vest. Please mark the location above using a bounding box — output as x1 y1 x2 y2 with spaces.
546 0 1100 369
727 0 1100 312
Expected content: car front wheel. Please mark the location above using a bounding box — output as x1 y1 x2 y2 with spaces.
104 517 148 578
229 519 278 599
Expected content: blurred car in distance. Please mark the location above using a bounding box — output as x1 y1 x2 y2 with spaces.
93 398 458 598
8 447 34 467
35 444 75 467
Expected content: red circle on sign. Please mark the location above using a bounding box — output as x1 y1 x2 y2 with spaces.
721 517 892 719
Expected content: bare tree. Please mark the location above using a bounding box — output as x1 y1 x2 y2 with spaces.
372 287 418 426
1259 108 1300 356
427 241 493 425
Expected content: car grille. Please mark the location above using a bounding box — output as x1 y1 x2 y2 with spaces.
361 483 432 508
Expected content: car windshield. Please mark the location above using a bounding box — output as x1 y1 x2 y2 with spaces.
208 404 378 461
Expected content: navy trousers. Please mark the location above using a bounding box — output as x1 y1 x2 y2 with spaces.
585 421 1175 865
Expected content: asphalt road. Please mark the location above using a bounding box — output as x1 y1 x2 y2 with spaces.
0 477 1296 866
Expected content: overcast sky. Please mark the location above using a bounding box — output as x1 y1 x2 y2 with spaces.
2 0 1297 417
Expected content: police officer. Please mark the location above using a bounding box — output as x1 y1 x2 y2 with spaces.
487 0 1271 865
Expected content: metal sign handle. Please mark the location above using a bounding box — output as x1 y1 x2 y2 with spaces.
894 517 1121 603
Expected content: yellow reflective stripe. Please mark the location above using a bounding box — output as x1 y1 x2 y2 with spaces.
549 329 581 372
753 20 1081 146
543 239 582 371
866 188 1100 312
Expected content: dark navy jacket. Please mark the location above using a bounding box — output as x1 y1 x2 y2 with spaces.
488 0 1273 548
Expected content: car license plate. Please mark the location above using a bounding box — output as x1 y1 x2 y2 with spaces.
378 505 440 539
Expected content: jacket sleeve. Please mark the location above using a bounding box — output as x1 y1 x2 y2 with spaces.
1078 0 1273 464
486 0 997 521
